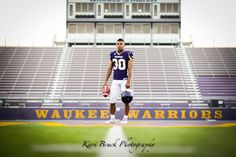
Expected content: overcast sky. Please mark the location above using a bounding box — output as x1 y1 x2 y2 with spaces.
0 0 235 47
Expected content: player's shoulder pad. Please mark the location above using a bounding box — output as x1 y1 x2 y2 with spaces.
110 51 116 59
110 51 116 56
128 51 134 60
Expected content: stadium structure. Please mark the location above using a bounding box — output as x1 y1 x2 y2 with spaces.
0 0 236 121
66 0 181 46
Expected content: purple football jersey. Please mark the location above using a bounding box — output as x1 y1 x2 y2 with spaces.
110 50 134 80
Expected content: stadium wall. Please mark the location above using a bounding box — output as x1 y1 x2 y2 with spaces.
1 108 236 120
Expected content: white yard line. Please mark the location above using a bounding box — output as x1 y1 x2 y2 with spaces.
98 125 135 157
31 126 134 157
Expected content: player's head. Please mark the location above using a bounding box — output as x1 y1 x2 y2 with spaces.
116 38 125 52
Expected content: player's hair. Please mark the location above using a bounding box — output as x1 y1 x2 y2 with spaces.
117 38 124 42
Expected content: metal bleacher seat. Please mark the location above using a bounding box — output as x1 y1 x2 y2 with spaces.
60 47 203 105
188 48 236 76
62 47 113 102
1 46 235 108
188 48 236 107
0 47 61 101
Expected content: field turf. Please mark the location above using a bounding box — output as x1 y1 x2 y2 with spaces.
0 121 236 157
123 126 236 157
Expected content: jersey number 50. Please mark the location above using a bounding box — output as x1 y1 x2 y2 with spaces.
112 59 126 70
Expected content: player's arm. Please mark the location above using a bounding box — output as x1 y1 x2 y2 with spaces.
126 59 133 88
103 61 113 87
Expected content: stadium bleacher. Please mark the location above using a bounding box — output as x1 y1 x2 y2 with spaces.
0 47 236 108
197 77 236 97
0 47 61 99
58 47 203 105
188 48 236 76
188 48 236 107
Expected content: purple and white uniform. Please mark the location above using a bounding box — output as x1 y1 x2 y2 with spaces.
109 50 134 103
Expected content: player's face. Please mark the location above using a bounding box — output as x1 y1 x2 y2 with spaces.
116 41 125 52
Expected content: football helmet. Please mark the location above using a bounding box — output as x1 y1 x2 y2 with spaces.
121 89 134 104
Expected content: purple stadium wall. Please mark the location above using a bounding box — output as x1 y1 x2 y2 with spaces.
1 108 236 120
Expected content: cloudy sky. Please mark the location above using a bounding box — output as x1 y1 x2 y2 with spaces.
0 0 235 47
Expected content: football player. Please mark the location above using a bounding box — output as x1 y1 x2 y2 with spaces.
103 38 134 124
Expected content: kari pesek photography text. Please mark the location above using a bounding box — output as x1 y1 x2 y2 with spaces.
82 137 156 153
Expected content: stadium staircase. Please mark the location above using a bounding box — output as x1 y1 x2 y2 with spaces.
43 47 73 107
176 48 205 107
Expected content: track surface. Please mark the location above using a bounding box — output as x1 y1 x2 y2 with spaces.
1 120 236 127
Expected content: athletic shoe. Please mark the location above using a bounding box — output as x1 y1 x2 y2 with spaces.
120 119 128 124
104 119 115 124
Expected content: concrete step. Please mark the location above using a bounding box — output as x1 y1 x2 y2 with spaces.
188 103 209 108
42 103 62 108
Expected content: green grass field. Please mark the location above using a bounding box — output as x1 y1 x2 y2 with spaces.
0 122 236 157
0 123 109 157
123 127 236 157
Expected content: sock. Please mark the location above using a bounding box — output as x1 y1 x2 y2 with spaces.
110 114 115 120
123 115 128 121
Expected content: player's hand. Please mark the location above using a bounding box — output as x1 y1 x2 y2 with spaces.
125 82 131 88
102 83 108 89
